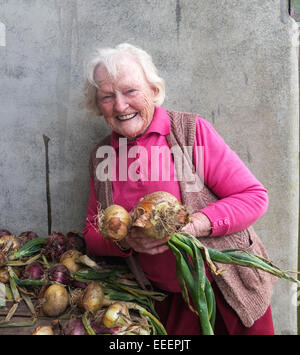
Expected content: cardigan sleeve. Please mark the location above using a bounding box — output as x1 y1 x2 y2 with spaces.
81 176 132 257
194 117 269 237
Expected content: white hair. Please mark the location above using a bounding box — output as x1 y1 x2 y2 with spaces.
83 43 166 116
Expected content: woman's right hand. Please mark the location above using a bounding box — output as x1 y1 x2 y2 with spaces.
119 227 170 255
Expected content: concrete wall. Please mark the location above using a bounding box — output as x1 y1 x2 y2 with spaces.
0 0 298 334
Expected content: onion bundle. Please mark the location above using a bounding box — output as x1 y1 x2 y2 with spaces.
98 191 300 335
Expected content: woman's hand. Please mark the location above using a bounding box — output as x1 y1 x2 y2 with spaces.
181 212 212 237
118 227 170 255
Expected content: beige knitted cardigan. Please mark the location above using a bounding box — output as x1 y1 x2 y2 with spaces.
89 110 276 327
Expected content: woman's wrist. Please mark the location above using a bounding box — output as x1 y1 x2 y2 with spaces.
182 212 212 237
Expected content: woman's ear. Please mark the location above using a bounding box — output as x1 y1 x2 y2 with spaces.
151 85 159 99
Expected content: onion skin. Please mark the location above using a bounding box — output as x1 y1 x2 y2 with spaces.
132 191 189 239
48 264 71 286
79 281 104 313
23 262 45 280
100 205 132 242
60 250 82 272
41 284 69 317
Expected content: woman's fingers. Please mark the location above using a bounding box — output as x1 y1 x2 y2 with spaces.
126 229 170 254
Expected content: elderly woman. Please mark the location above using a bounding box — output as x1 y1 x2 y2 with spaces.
82 43 275 335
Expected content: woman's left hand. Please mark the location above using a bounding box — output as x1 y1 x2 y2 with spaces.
181 212 212 237
118 227 170 255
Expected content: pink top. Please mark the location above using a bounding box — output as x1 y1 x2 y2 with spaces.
82 106 268 292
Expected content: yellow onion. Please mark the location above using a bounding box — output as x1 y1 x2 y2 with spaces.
131 191 189 239
79 281 104 313
31 325 54 335
99 205 132 242
102 301 131 328
60 250 82 272
41 284 69 317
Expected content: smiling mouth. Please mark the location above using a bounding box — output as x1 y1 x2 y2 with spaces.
117 113 138 121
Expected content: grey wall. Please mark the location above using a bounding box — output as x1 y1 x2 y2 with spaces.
0 0 298 334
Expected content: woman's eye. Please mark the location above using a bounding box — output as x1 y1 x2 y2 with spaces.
127 89 136 94
101 95 113 101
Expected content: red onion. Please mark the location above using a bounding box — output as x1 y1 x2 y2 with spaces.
0 229 11 238
42 232 68 262
48 264 71 285
66 231 86 253
63 318 87 335
70 279 88 289
63 317 121 335
23 262 45 280
18 231 39 246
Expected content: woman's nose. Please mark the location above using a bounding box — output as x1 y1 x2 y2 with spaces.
114 94 129 113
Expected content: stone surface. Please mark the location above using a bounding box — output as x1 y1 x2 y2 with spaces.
0 0 298 334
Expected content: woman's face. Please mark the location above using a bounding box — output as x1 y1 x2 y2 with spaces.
95 56 157 139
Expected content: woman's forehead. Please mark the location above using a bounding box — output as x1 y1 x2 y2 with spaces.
95 58 147 89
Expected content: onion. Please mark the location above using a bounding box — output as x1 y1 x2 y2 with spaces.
42 232 67 262
23 262 45 280
60 250 82 272
0 268 9 283
32 325 54 335
99 205 132 242
0 235 21 255
41 284 69 317
18 231 39 246
63 317 121 335
131 191 189 239
48 264 71 286
63 318 88 335
102 302 131 328
0 251 6 267
70 280 88 289
66 231 86 252
0 229 11 238
79 281 104 313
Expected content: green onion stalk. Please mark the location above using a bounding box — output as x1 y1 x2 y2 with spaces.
168 231 300 335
